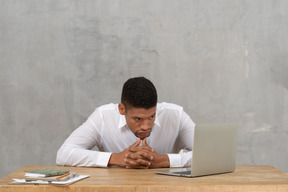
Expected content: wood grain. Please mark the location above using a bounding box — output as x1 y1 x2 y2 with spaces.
1 165 288 192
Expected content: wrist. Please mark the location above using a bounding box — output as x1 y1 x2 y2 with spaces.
159 155 170 168
151 155 170 168
108 153 122 167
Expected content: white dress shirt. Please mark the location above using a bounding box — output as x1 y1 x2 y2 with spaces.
56 102 195 168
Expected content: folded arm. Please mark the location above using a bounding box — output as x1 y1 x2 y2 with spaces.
56 112 112 167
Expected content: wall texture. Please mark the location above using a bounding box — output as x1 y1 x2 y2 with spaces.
1 0 288 177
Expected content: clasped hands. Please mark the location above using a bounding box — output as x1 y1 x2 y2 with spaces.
108 138 169 169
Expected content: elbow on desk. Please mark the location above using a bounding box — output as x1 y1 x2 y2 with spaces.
56 147 67 166
56 147 80 167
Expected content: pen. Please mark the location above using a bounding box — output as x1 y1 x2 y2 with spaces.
56 172 70 180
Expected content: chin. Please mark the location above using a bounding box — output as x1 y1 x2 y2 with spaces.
138 135 151 140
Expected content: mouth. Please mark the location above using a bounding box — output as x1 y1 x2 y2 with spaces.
136 130 151 139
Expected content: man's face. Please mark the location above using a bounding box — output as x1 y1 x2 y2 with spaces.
119 104 156 140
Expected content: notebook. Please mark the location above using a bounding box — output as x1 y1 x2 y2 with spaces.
154 123 238 177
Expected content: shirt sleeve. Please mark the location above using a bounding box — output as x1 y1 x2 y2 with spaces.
168 110 195 167
167 151 193 167
56 108 111 167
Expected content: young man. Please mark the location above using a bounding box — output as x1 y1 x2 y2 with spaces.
56 77 195 169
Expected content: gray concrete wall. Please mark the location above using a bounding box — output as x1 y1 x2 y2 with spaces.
1 0 288 177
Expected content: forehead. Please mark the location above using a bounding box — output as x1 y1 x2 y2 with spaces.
126 106 156 117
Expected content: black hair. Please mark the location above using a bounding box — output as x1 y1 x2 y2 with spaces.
121 77 157 109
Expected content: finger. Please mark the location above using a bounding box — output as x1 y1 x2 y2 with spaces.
125 157 151 167
130 138 141 148
133 138 141 147
142 138 148 146
128 138 141 151
126 152 146 160
125 153 141 160
129 145 152 153
140 139 154 152
127 151 153 161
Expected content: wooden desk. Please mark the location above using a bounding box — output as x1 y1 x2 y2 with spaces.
0 165 288 192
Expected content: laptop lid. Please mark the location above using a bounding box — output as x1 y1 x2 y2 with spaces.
154 123 238 177
190 123 238 177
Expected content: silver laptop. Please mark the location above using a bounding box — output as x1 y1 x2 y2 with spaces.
154 123 238 177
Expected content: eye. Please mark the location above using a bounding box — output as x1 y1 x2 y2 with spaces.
149 115 155 120
134 117 141 121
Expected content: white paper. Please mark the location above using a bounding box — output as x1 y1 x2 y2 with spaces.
12 175 90 185
25 173 46 177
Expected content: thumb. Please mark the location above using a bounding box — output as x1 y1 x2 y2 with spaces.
142 138 148 146
132 138 141 147
142 138 153 151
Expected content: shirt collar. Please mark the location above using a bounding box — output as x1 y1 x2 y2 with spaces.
118 114 127 129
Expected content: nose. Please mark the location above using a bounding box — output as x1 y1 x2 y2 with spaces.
140 119 151 130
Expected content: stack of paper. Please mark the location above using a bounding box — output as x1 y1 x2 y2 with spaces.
11 168 90 185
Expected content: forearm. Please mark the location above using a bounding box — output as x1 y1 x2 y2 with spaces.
56 146 111 167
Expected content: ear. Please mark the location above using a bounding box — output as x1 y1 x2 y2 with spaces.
118 103 125 115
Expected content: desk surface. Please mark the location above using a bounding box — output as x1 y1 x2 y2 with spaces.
0 165 288 192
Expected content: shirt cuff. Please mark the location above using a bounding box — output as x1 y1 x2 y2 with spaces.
96 152 112 167
167 153 182 167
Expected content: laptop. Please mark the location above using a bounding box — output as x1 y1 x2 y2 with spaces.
154 123 238 177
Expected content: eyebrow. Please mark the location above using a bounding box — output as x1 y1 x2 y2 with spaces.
133 113 156 119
